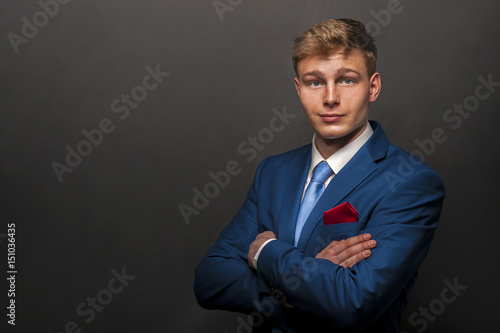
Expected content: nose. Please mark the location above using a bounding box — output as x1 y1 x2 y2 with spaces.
324 83 339 107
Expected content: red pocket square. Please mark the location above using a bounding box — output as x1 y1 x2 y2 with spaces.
323 202 358 225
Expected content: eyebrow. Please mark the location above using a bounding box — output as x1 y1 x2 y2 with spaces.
301 67 361 79
335 67 361 76
301 70 325 78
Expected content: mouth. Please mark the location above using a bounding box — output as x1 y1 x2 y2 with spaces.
319 114 343 123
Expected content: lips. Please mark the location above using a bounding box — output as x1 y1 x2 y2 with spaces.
319 114 343 123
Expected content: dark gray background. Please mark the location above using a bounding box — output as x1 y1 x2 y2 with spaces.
1 0 499 332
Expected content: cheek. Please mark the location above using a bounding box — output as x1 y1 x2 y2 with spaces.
300 90 316 102
345 88 369 107
299 95 318 113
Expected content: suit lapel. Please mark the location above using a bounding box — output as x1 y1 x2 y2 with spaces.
296 121 388 250
276 146 311 245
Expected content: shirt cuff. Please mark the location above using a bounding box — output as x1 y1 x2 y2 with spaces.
253 238 276 269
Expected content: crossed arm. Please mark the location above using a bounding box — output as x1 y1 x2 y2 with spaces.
248 231 377 311
248 231 377 270
194 215 377 316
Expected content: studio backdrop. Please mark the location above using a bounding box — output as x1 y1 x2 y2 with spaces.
0 0 499 332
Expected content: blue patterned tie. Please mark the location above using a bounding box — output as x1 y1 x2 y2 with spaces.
294 161 333 246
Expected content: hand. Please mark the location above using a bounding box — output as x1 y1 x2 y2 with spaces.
248 231 276 270
315 233 376 268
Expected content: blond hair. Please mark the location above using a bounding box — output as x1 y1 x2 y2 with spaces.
292 18 377 76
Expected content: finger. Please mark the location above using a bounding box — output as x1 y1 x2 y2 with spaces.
325 233 372 255
333 239 377 264
258 231 276 239
342 233 372 249
265 231 276 238
341 249 372 268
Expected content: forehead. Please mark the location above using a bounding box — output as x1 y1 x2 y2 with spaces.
297 48 367 77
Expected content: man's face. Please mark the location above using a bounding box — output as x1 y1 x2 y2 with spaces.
294 48 381 156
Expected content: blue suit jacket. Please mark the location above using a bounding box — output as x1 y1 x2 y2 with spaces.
194 121 445 332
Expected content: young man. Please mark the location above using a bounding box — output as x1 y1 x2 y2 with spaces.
194 18 444 332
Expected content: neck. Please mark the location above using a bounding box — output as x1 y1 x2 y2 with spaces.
315 122 367 159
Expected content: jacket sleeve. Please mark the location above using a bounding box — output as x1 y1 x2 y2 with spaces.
256 168 445 330
193 158 273 315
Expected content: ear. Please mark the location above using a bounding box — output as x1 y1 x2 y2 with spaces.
368 72 381 102
294 77 300 96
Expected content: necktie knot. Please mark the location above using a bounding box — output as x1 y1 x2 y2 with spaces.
310 161 333 184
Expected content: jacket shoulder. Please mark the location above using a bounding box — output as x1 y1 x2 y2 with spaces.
382 143 445 189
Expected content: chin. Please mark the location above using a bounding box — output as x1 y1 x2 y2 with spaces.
318 131 348 141
317 127 348 140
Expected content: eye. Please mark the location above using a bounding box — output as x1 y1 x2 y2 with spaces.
308 81 322 87
341 78 355 85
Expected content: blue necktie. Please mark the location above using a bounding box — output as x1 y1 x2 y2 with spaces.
294 161 333 246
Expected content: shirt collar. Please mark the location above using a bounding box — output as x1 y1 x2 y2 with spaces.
310 122 374 176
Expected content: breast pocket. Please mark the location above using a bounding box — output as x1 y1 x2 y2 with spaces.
320 220 368 236
311 221 369 256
